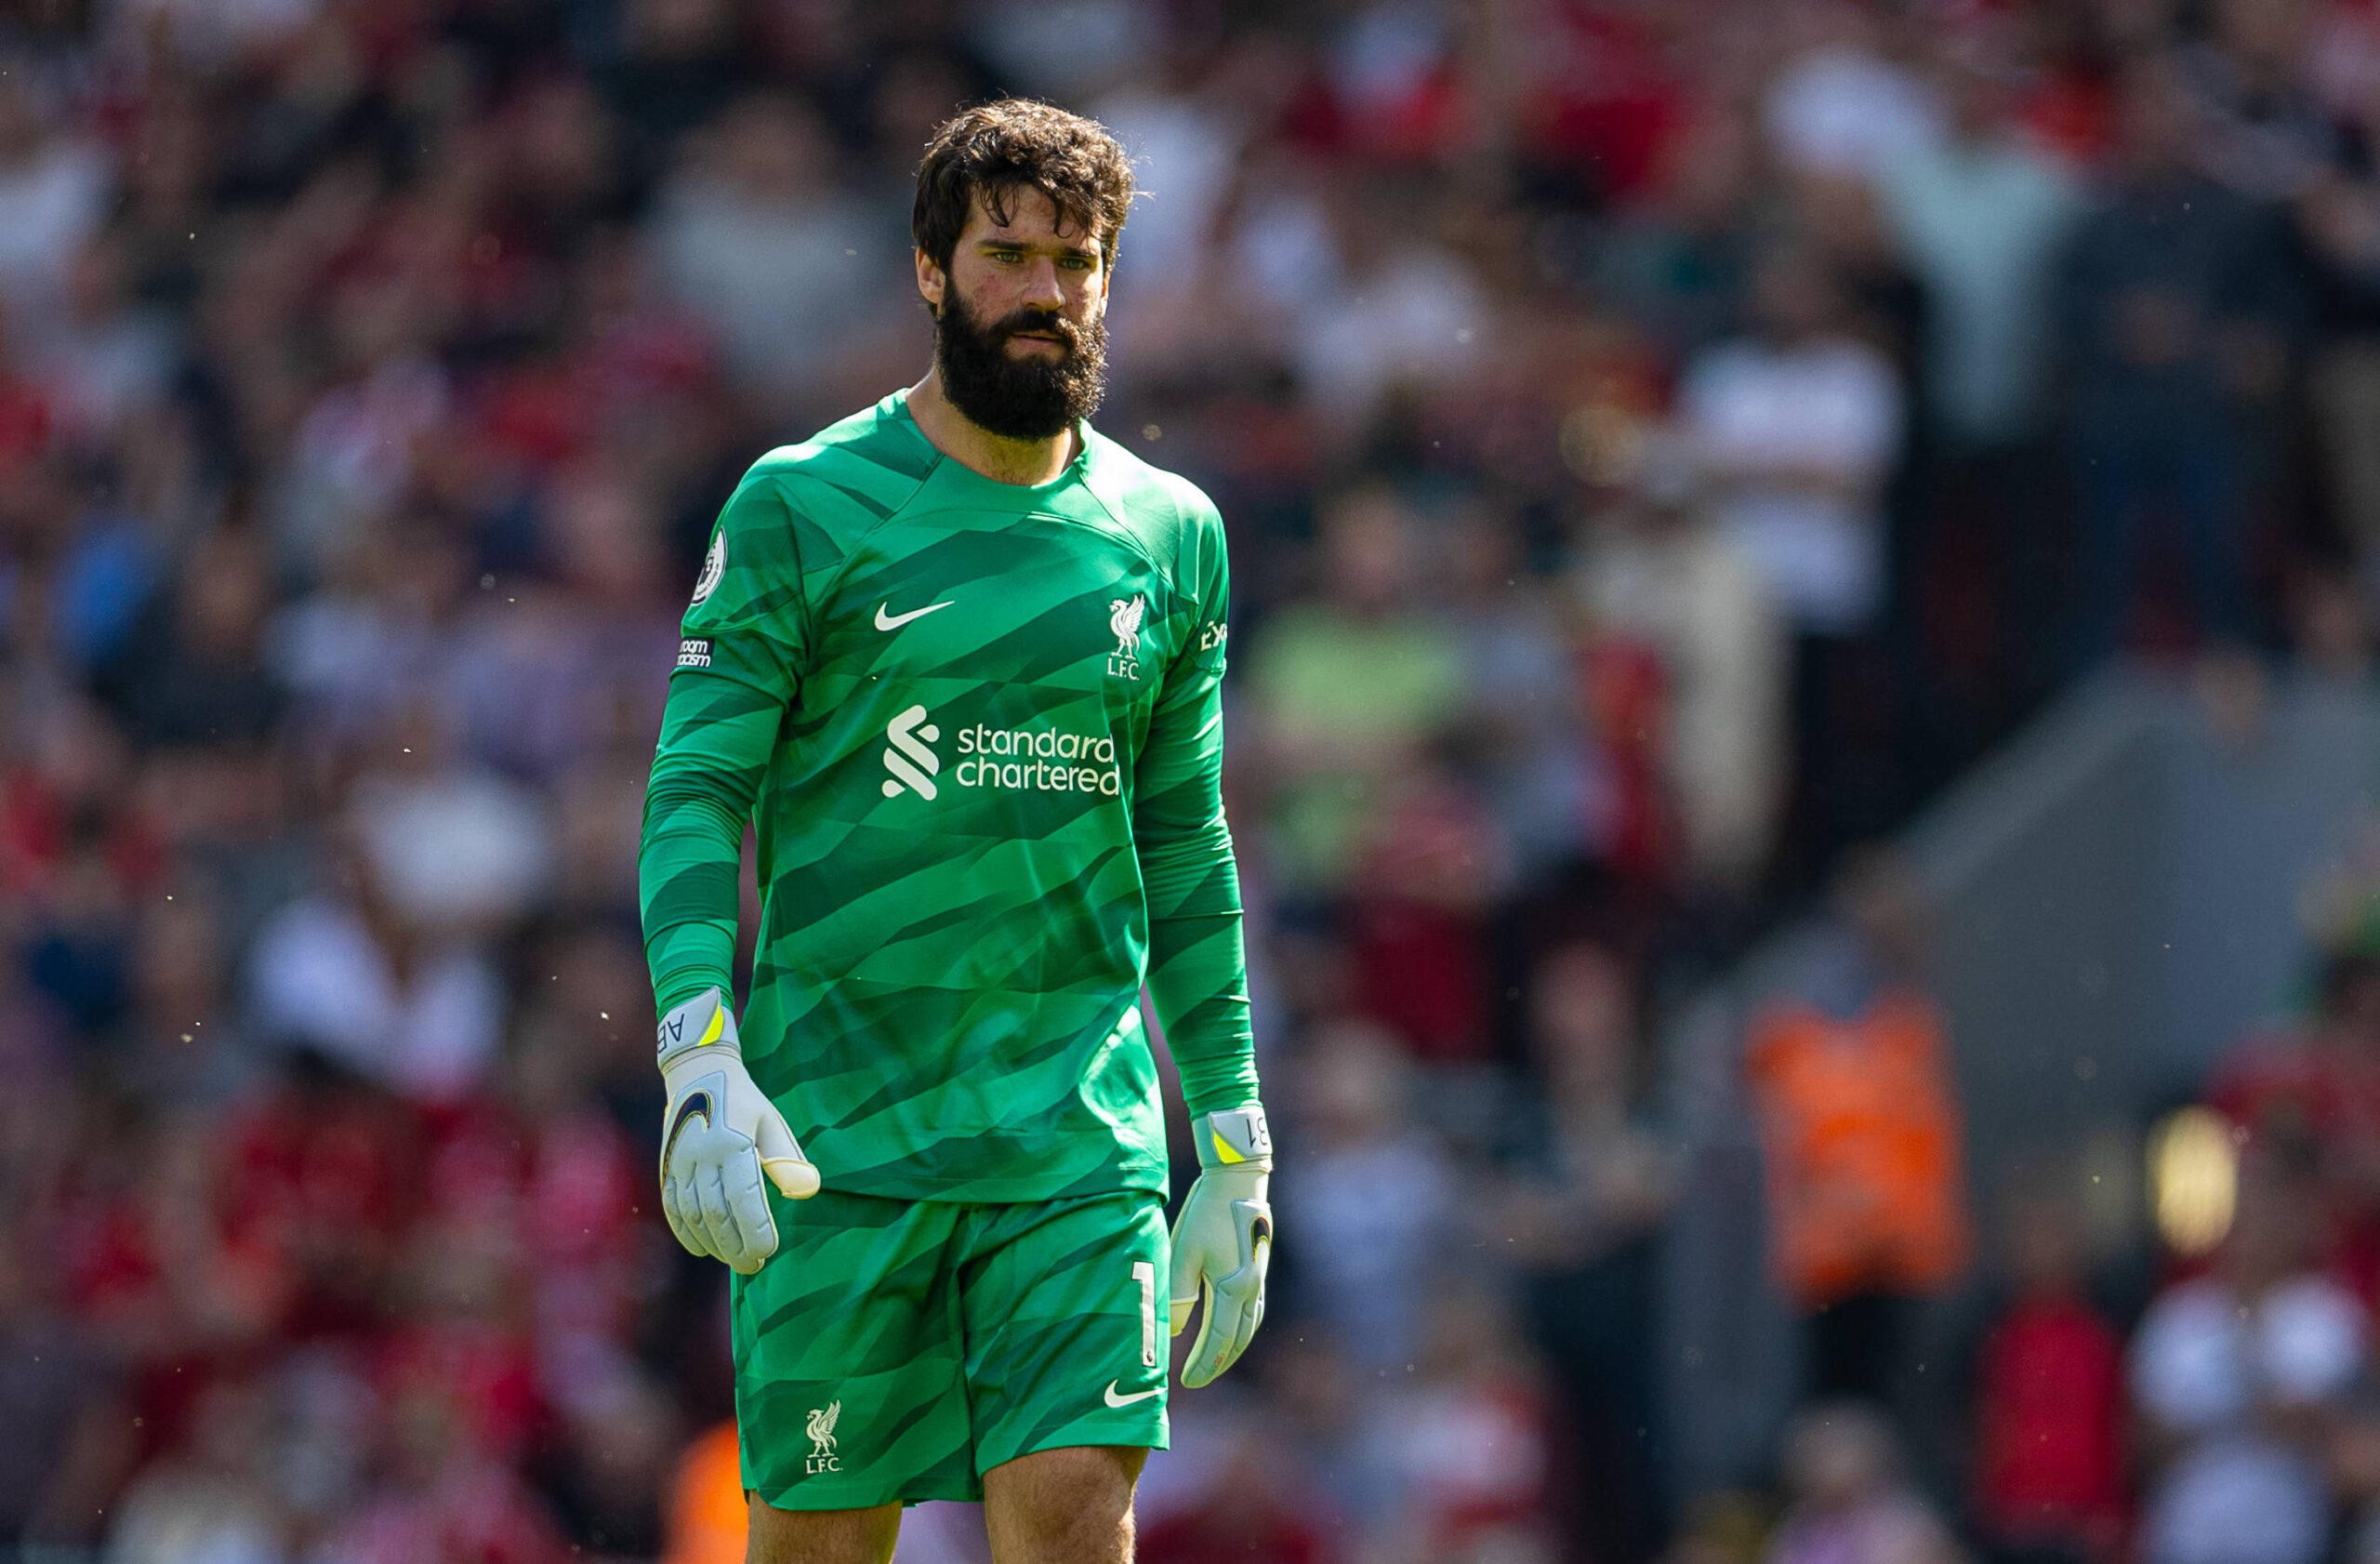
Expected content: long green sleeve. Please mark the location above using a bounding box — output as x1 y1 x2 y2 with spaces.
640 481 805 1017
1132 542 1258 1119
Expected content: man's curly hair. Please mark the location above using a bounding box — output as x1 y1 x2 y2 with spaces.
913 99 1136 273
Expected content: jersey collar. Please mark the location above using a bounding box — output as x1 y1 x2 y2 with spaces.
887 388 1096 502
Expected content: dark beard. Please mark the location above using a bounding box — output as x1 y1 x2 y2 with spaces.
932 290 1107 442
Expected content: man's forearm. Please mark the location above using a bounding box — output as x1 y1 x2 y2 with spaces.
1140 811 1257 1116
641 773 750 1014
1132 637 1256 1119
1148 908 1258 1116
640 685 779 1014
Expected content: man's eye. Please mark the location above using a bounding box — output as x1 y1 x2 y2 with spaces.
987 250 1023 263
1061 258 1094 271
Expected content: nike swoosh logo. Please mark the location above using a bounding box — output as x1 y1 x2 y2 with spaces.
875 601 954 631
1103 1382 1162 1408
662 1091 714 1166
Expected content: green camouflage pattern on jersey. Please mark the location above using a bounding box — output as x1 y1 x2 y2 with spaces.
640 391 1254 1202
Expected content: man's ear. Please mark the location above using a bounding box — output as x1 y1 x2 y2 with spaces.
915 248 945 316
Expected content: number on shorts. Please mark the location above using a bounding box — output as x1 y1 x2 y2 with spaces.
1132 1260 1157 1368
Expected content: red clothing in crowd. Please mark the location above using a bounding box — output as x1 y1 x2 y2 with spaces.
1137 1510 1339 1564
2207 1027 2380 1151
2208 1028 2380 1306
1347 775 1504 1062
218 1079 429 1334
1514 1 1694 205
1972 1292 2128 1552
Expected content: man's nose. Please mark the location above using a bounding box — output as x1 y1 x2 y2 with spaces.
1021 258 1065 308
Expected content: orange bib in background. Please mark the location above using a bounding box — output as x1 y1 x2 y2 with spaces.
662 1421 747 1564
1746 992 1973 1310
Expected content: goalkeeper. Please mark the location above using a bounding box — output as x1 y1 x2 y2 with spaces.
638 99 1270 1564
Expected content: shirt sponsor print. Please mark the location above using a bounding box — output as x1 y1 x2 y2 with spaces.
879 706 1122 799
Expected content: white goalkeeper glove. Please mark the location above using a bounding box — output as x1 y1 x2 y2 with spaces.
656 987 819 1274
1170 1104 1274 1387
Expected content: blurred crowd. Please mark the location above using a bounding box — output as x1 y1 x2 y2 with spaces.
14 0 2380 1561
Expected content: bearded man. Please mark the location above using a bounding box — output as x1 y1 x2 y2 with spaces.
637 99 1272 1564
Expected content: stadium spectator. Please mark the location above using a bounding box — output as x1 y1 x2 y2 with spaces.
0 1233 130 1553
1276 1017 1457 1376
1964 1185 2127 1564
1135 1417 1339 1564
1448 499 1597 884
2130 1158 2367 1564
1746 849 1971 1407
1680 243 1905 643
2209 949 2380 1305
0 69 113 344
1248 484 1463 897
1875 53 2082 742
113 890 260 1108
1493 939 1673 1563
244 812 511 1101
103 1376 287 1564
1573 442 1788 902
1367 1284 1557 1564
1764 1400 1961 1564
33 235 180 456
317 1377 571 1564
1284 183 1488 442
2178 0 2342 204
1764 11 1944 185
648 94 883 416
1677 239 1904 870
595 0 759 202
1593 109 1759 364
660 1420 744 1564
1878 60 2082 457
1257 1332 1396 1544
101 524 285 753
2056 55 2304 664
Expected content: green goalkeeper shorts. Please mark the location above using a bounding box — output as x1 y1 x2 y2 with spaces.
731 1187 1170 1509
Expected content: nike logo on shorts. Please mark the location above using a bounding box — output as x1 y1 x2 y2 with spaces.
876 600 954 631
1103 1382 1162 1408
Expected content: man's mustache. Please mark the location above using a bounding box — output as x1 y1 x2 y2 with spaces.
991 309 1081 351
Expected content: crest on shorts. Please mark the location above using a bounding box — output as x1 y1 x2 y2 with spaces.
691 530 727 604
805 1401 841 1473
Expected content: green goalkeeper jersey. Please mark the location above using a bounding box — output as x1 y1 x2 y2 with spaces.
639 391 1257 1203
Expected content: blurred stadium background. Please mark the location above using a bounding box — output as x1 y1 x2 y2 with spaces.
18 0 2380 1561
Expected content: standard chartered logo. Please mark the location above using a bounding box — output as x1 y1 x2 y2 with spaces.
881 706 941 799
956 721 1123 795
879 706 1123 801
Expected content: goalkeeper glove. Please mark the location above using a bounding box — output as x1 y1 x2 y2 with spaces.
656 987 819 1274
1170 1103 1274 1387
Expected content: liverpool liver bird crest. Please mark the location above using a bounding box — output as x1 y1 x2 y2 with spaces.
1109 594 1146 657
807 1401 840 1458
